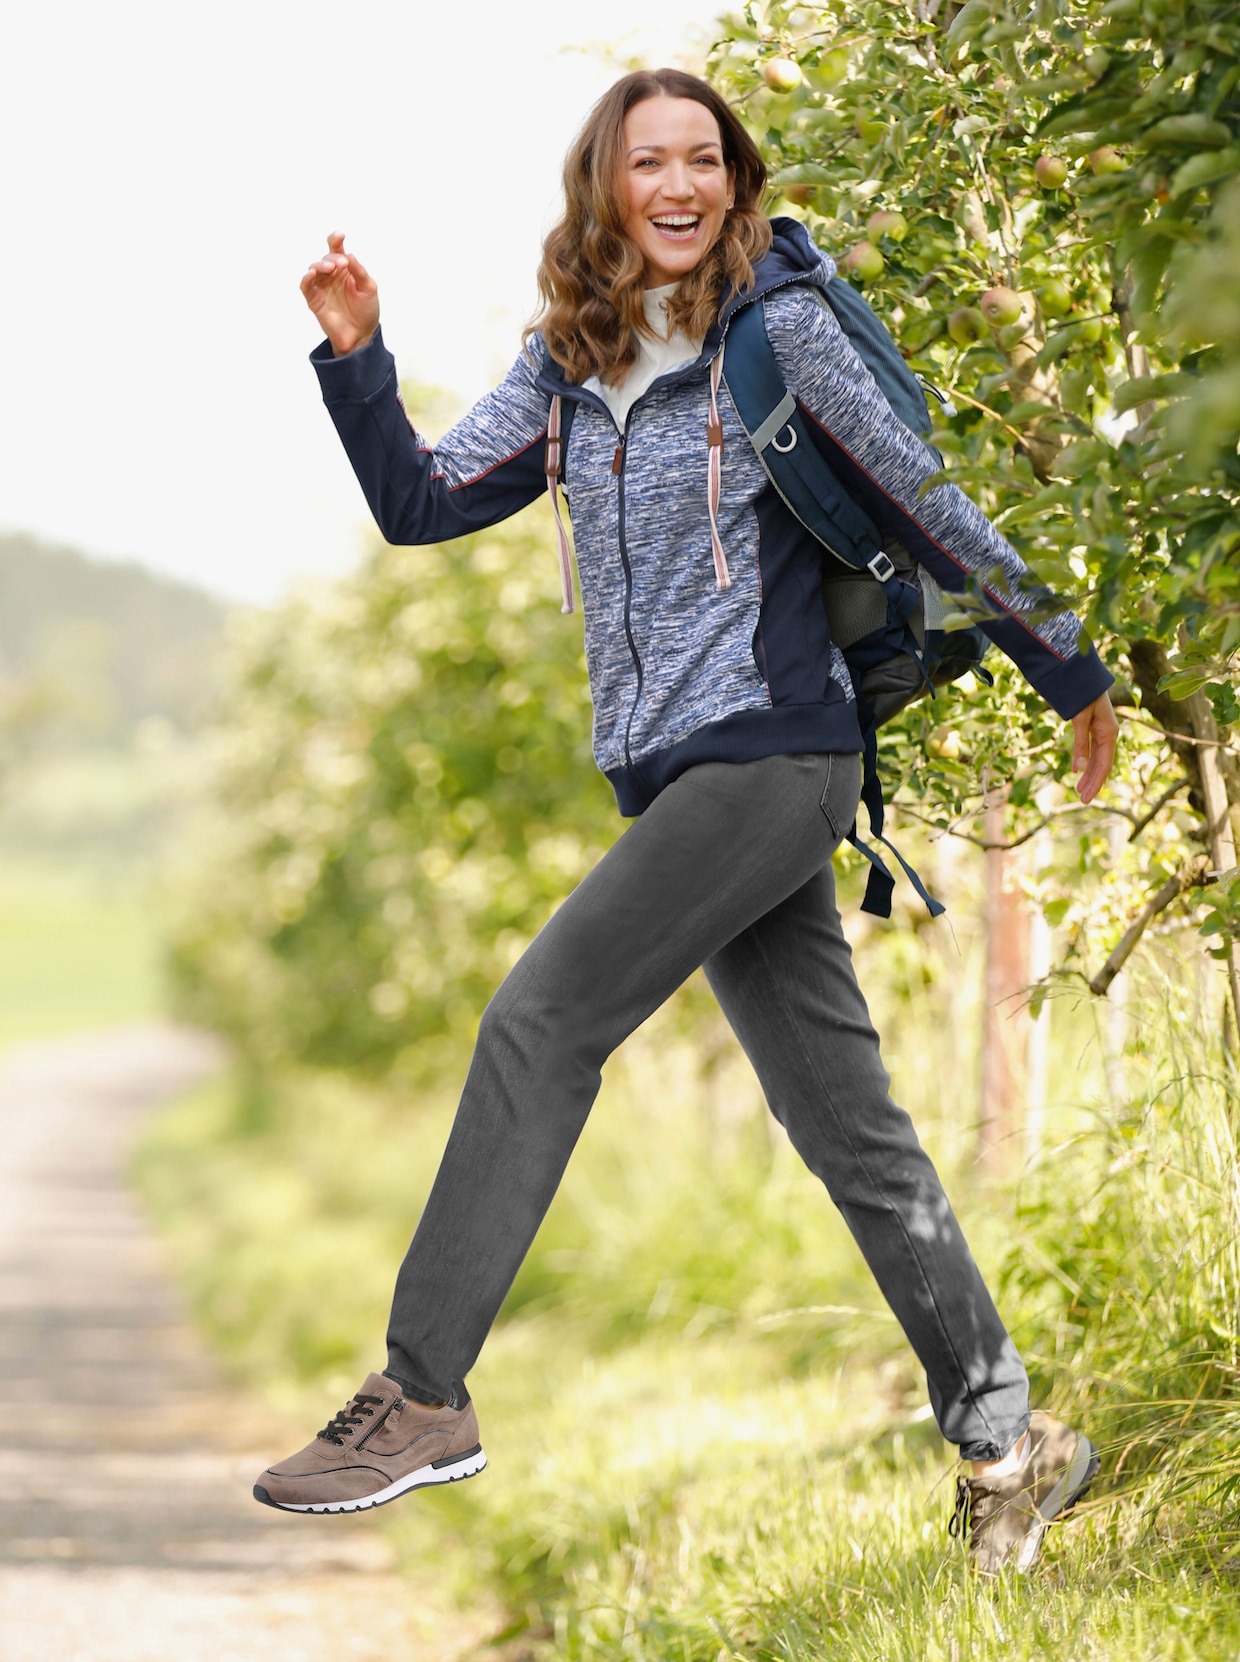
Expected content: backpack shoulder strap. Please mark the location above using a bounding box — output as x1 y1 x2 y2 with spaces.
723 293 897 587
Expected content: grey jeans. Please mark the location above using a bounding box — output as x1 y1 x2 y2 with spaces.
386 750 1030 1460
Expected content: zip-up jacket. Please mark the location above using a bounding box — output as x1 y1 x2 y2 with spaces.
311 219 1113 816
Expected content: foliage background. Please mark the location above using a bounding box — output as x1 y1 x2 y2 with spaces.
36 1 1234 1654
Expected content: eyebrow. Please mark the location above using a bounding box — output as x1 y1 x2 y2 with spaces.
626 142 724 157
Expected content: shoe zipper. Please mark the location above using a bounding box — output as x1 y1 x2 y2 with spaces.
354 1396 405 1451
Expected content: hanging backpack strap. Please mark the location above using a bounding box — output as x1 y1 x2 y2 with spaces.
545 394 577 615
849 714 944 920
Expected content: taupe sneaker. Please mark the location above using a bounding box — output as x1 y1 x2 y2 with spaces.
949 1410 1099 1574
253 1372 486 1514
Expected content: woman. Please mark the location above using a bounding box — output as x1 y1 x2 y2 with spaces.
257 68 1117 1575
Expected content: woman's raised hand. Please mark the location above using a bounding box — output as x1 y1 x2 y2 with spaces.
301 232 380 357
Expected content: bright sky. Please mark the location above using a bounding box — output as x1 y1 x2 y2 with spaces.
3 0 714 604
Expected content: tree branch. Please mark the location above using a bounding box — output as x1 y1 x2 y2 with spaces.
1088 856 1213 997
1128 776 1191 841
898 797 1174 851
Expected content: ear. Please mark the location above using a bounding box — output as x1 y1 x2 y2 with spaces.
727 163 736 210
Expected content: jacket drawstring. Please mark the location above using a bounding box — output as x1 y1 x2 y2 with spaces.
548 356 731 612
707 347 731 592
545 395 576 615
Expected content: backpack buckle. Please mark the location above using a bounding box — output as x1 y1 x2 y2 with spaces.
867 550 896 582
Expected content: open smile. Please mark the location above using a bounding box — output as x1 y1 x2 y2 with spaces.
649 214 703 241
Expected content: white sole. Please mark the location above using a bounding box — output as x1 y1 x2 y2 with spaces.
1014 1434 1100 1572
256 1444 487 1514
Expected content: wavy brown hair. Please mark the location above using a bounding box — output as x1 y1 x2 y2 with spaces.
526 69 771 385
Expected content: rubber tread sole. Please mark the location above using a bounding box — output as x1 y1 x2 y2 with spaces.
253 1444 487 1514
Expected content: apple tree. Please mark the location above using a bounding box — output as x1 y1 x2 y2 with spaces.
708 0 1240 1015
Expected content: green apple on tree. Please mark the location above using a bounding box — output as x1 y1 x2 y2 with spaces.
866 209 908 242
1038 278 1073 318
1089 146 1126 175
980 286 1024 327
842 241 885 282
764 57 803 92
948 305 988 345
1035 153 1069 188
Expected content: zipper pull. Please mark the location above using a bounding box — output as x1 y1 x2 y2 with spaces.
612 441 624 475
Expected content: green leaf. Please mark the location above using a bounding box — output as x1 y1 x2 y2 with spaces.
944 0 990 48
1142 114 1234 151
771 162 835 185
1159 668 1212 699
1053 439 1109 478
1112 373 1196 414
1038 92 1133 138
1043 897 1072 928
1169 146 1240 198
1006 400 1057 424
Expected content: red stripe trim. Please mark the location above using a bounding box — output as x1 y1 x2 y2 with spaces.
444 430 547 494
798 403 1069 663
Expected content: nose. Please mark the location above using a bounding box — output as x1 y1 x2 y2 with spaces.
660 160 695 200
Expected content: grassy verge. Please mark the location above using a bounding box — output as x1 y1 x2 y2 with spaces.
134 976 1240 1659
0 856 167 1048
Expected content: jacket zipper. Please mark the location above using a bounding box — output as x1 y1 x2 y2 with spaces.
612 422 650 800
538 264 823 803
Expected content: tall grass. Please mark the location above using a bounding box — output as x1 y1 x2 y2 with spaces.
135 952 1240 1658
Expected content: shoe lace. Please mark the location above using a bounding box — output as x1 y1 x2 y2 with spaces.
317 1393 385 1445
948 1474 971 1539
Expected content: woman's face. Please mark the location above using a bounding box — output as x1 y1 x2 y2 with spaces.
619 96 735 289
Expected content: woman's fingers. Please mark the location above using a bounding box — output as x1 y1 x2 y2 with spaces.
1071 694 1119 805
299 230 380 352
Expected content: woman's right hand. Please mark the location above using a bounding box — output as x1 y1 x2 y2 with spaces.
300 232 380 356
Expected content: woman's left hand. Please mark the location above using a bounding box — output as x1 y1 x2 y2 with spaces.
1070 693 1119 804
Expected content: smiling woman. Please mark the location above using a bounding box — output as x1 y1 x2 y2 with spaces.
533 68 770 386
275 66 1118 1574
621 98 733 288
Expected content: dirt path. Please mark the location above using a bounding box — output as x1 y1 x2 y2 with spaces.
0 1024 496 1662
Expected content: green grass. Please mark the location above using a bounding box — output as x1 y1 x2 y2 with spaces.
134 969 1240 1659
0 856 168 1047
385 1322 1240 1662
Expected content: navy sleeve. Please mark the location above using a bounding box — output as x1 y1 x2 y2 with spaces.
311 327 552 545
763 286 1113 720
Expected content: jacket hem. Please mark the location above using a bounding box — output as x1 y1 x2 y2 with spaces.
605 703 864 816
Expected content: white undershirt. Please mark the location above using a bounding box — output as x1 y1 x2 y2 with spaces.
583 282 703 430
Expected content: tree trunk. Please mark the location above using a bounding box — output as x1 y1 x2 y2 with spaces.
979 793 1031 1173
1023 788 1056 1163
1187 690 1240 1050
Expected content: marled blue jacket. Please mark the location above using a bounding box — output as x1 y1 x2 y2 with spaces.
312 219 1112 816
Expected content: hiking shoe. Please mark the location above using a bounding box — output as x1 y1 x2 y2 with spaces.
253 1371 486 1514
949 1410 1100 1574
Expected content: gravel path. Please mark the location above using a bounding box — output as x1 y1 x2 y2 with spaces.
0 1024 495 1662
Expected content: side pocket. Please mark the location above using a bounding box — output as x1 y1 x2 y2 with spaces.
819 755 840 838
819 751 861 842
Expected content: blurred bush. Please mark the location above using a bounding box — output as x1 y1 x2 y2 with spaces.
168 482 620 1081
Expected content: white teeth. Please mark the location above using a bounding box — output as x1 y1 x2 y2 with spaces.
652 215 700 227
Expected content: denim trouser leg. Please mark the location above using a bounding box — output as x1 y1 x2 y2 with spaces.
385 750 1029 1459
